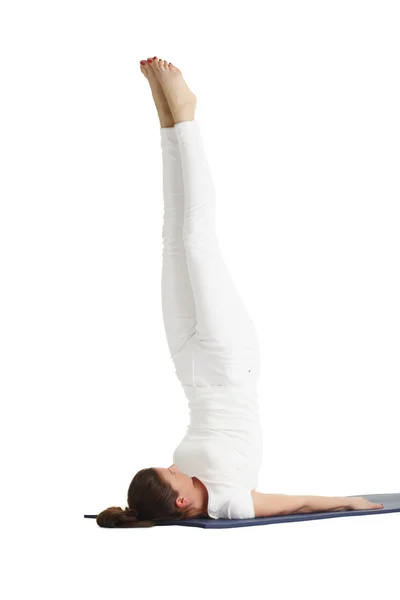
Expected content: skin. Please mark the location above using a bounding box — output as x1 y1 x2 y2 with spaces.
155 464 209 518
139 56 197 126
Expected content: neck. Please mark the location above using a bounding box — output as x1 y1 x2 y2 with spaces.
191 477 209 516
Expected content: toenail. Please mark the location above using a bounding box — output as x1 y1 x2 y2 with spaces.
140 61 146 65
153 56 157 59
147 58 153 63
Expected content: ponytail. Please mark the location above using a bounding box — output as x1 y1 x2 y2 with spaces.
96 506 155 528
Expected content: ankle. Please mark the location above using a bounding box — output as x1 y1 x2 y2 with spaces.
173 108 196 124
159 115 175 128
174 117 195 124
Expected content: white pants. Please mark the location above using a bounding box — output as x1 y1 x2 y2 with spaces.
161 120 260 388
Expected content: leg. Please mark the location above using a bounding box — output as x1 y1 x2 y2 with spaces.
176 120 256 344
160 126 197 358
140 57 196 357
143 57 259 385
175 120 260 386
146 61 254 344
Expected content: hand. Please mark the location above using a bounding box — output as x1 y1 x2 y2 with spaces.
349 497 384 511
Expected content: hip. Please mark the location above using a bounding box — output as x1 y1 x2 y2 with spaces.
171 327 261 388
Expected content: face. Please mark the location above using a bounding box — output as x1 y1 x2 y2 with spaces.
156 464 195 510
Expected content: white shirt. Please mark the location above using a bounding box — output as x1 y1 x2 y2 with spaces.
172 384 263 519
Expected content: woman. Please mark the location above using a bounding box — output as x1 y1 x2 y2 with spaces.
96 57 384 528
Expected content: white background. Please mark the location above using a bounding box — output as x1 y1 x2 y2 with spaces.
0 0 399 598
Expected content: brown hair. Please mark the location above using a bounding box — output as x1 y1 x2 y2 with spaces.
96 467 194 528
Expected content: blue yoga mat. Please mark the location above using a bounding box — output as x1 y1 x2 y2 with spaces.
84 493 399 528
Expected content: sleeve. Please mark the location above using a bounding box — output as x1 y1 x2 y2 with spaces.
227 489 255 519
214 489 254 519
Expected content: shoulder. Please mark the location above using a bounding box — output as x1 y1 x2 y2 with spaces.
209 487 255 520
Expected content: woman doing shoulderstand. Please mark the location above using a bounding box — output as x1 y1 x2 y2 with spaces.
96 57 383 528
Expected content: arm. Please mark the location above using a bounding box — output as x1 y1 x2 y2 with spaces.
251 491 384 517
251 491 351 517
293 494 352 514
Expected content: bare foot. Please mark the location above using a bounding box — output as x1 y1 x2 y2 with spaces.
140 57 175 128
149 58 197 124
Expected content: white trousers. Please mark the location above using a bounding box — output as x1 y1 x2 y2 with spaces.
161 120 260 388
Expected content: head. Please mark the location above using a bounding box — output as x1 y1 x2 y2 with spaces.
96 464 208 528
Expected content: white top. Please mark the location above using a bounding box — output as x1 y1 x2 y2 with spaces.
172 385 263 519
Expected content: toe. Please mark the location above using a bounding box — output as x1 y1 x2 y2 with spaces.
140 61 149 77
149 59 161 80
147 59 157 75
169 62 181 74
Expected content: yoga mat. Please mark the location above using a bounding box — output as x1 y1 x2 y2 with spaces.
84 492 400 528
